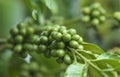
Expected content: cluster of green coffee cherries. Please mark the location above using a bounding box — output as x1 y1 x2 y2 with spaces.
20 62 43 77
82 2 106 26
8 21 84 64
113 12 120 23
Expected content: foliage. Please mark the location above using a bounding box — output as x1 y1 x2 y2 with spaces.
1 0 120 77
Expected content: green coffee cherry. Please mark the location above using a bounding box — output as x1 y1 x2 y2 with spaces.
99 16 106 22
64 54 72 64
10 28 19 35
69 40 79 49
13 44 22 53
82 15 90 23
92 10 100 17
78 37 83 44
92 2 101 9
27 27 34 35
67 29 77 35
41 31 49 36
113 12 120 21
39 36 48 44
17 23 26 29
15 35 23 43
59 29 67 34
56 49 65 57
38 44 47 53
52 32 62 41
82 2 106 26
57 41 65 49
19 28 27 36
82 7 91 14
91 18 99 26
29 35 40 44
51 49 57 57
23 43 33 51
62 33 71 42
78 45 84 50
72 34 80 41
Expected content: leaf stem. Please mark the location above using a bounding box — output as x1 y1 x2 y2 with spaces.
74 50 109 77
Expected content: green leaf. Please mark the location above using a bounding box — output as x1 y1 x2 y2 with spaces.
97 52 120 60
78 50 96 59
43 0 58 14
88 66 117 77
88 66 102 77
82 42 104 55
64 63 88 77
92 52 120 72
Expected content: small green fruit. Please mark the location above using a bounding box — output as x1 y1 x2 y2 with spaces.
62 33 71 42
67 28 77 35
10 28 19 35
72 34 80 41
64 54 72 64
13 44 22 53
69 40 79 48
38 44 47 53
40 36 48 44
56 49 65 57
15 35 23 43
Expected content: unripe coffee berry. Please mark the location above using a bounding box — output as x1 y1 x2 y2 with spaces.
67 29 77 35
39 36 48 44
92 10 100 17
64 54 72 64
69 40 79 49
99 16 106 22
51 49 57 57
72 34 80 41
82 7 91 14
10 28 19 36
52 32 62 41
62 33 71 42
27 27 34 35
82 15 90 23
38 44 47 53
23 43 33 51
19 28 27 36
91 18 99 26
57 41 65 49
17 23 26 29
15 35 23 43
56 49 65 57
13 44 22 53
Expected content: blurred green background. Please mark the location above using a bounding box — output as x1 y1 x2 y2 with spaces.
0 0 120 50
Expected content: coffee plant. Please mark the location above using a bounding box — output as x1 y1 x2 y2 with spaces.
1 0 120 77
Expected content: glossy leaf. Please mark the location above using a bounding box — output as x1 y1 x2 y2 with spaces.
64 63 88 77
88 66 117 77
92 52 120 72
82 42 104 55
43 0 58 14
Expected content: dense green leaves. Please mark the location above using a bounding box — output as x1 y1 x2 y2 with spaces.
64 63 88 77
